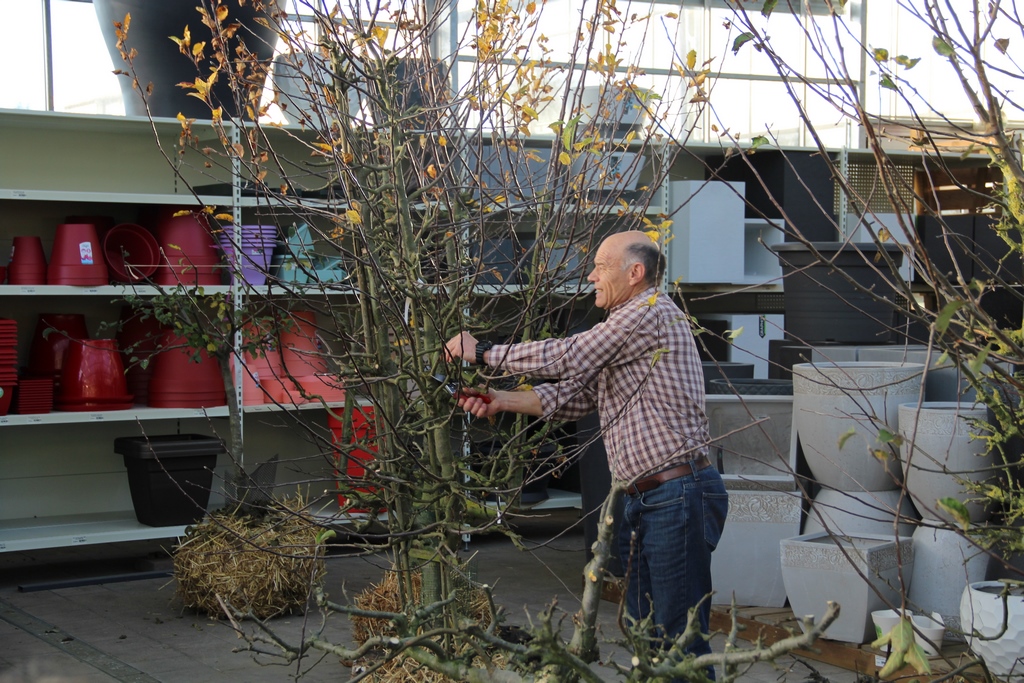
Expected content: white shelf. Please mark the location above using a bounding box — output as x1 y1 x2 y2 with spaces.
529 488 583 510
0 284 231 296
0 187 230 206
0 511 186 553
485 488 583 512
0 406 230 427
243 400 346 413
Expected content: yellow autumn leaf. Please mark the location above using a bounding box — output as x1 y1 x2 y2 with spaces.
558 151 572 165
644 230 660 242
346 209 362 224
214 213 233 221
526 1 536 13
192 41 205 58
666 11 678 18
427 164 438 179
686 49 697 70
342 152 354 164
438 135 447 146
215 5 228 22
493 195 506 203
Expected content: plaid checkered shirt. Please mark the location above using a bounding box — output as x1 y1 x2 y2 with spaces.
487 287 710 482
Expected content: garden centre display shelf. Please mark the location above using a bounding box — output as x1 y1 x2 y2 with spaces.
3 108 949 553
0 512 188 553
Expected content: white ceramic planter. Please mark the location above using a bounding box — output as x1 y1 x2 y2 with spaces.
802 489 918 537
792 362 925 491
960 580 1024 677
711 490 802 607
911 524 991 638
781 531 913 643
707 394 795 489
898 402 995 523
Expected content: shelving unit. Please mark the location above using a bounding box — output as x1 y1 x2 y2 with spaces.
0 108 352 552
0 107 801 552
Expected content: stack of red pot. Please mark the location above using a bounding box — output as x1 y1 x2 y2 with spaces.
256 310 344 405
26 313 89 403
147 330 226 408
8 236 48 285
103 223 160 283
56 338 133 411
154 209 223 287
115 307 165 405
0 318 16 416
48 223 108 285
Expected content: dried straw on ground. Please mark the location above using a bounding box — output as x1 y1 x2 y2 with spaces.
351 569 504 682
173 500 325 619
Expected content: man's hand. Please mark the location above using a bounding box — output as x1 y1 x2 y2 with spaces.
457 388 503 418
445 332 478 363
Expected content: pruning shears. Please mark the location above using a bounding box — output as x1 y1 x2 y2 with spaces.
429 370 493 404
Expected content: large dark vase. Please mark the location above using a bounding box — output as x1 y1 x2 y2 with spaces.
771 242 904 344
93 0 282 119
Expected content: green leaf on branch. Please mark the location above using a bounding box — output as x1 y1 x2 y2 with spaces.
932 36 955 57
895 55 921 69
938 497 972 530
837 427 857 451
561 114 582 150
732 32 755 54
750 135 769 151
726 326 744 341
872 47 890 62
761 0 777 18
315 529 337 544
880 74 897 90
877 428 903 447
872 617 931 677
995 38 1010 54
968 343 992 375
935 300 965 335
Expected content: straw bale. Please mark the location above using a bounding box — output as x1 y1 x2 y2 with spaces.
173 500 325 619
351 567 501 682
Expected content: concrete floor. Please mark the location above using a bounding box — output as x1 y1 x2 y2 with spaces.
0 509 863 683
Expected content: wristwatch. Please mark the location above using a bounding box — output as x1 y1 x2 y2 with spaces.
475 340 494 366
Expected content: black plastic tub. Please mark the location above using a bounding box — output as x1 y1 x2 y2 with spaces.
115 434 225 527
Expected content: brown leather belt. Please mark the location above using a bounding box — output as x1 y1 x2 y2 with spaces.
626 456 713 495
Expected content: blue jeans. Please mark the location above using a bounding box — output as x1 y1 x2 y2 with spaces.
619 465 728 681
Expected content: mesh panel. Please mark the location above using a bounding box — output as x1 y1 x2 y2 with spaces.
757 292 786 313
836 163 916 214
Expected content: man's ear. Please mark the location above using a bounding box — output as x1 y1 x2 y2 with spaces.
628 262 645 285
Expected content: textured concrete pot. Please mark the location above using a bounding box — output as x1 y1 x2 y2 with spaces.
898 402 995 524
910 524 991 638
802 489 918 537
711 489 802 607
707 394 795 490
960 580 1024 677
781 531 913 644
792 362 924 491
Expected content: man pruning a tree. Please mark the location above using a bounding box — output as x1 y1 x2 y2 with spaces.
446 230 727 678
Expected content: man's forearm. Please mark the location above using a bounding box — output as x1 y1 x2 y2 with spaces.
492 388 543 417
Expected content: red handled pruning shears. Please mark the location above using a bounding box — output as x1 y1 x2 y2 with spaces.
431 371 493 404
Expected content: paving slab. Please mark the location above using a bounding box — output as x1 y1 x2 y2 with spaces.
0 510 862 683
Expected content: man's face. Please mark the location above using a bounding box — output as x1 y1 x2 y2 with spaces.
588 241 631 310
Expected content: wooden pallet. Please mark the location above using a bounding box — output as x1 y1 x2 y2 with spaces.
711 606 976 680
600 581 977 680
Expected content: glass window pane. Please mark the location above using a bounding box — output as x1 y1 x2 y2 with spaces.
0 0 47 110
54 0 123 114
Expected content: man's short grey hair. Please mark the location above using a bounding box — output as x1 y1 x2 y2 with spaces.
624 241 665 286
